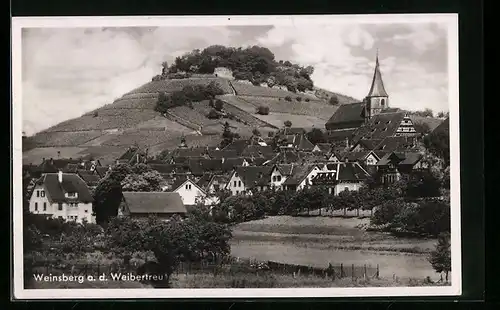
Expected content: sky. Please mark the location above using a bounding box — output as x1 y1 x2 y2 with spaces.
21 21 450 135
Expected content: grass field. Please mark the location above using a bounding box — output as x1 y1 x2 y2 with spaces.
30 131 105 147
231 216 440 281
251 112 326 129
238 96 338 120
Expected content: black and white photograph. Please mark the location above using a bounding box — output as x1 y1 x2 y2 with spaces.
12 14 460 298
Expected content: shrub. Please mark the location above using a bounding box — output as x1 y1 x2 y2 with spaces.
296 96 302 102
93 111 99 118
305 98 310 102
329 95 339 105
207 109 221 119
214 99 224 111
284 96 292 102
256 106 270 115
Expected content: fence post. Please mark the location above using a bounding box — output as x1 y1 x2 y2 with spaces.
340 263 343 278
364 264 367 280
376 264 380 279
351 264 354 281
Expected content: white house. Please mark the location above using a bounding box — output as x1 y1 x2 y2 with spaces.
226 166 272 195
28 171 94 223
313 162 371 195
282 164 321 191
270 164 296 190
171 178 214 206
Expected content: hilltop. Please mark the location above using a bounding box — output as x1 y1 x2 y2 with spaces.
23 75 357 166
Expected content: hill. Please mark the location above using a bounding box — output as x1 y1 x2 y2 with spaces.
23 76 356 166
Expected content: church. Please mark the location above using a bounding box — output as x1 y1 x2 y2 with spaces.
324 53 419 153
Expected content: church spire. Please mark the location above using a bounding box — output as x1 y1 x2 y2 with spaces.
367 52 389 98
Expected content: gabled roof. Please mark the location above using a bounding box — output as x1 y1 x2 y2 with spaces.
267 151 302 165
207 149 238 159
285 134 314 151
76 169 102 186
234 166 273 188
366 55 389 97
95 166 110 178
313 143 332 153
351 139 383 151
37 173 94 203
274 164 296 176
283 164 318 185
222 139 251 155
171 178 206 194
196 173 213 190
149 163 179 174
171 147 207 158
325 102 366 130
337 162 370 181
325 128 358 141
376 151 423 166
241 145 275 157
341 151 371 162
431 117 449 135
122 192 186 214
222 158 246 172
374 136 417 153
352 111 406 142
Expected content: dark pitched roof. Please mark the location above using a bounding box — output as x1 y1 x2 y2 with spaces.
283 164 318 185
267 151 302 165
374 136 418 153
95 166 109 178
122 192 186 214
222 139 251 155
281 127 307 135
431 117 449 135
118 147 140 161
325 102 366 130
376 151 423 166
366 56 389 97
171 147 207 158
352 139 383 151
171 178 205 193
313 143 332 153
284 134 315 151
196 173 213 190
222 158 246 172
325 128 358 141
351 111 406 142
207 149 238 159
39 173 94 203
77 171 101 186
149 164 179 174
241 145 275 157
341 151 370 162
275 164 296 176
337 162 370 181
235 166 273 188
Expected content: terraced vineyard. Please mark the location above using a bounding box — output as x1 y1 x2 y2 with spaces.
238 96 338 121
125 78 234 95
136 116 194 133
101 129 186 148
100 94 158 110
43 109 159 132
231 82 316 99
30 131 105 147
217 96 277 129
168 106 220 128
148 134 223 156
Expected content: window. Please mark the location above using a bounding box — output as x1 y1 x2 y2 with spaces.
277 175 282 182
85 209 88 213
43 202 47 211
238 181 241 187
235 190 239 194
75 216 78 221
34 202 38 211
58 203 63 211
36 190 39 197
67 192 76 197
381 99 385 106
40 190 45 197
233 181 237 187
185 184 192 190
344 187 349 192
386 120 391 124
272 176 276 182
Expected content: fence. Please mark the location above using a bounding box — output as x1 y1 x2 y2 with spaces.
29 258 380 281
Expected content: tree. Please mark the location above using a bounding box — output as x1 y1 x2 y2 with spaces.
413 121 431 135
220 122 235 149
429 232 451 282
252 128 261 137
207 109 220 119
296 96 302 102
329 95 340 105
121 170 165 192
256 105 270 115
284 120 292 128
214 99 224 111
161 61 169 75
306 128 326 145
284 96 292 102
93 177 123 226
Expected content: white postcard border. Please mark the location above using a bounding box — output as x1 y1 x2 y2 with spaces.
11 14 461 299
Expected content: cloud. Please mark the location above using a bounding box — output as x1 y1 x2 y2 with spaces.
256 23 449 113
22 26 239 135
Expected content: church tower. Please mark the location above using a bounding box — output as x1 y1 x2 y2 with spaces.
364 51 389 120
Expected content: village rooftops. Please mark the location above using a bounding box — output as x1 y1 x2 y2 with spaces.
312 162 370 183
235 166 273 188
35 172 94 203
222 139 251 155
282 164 318 186
121 192 187 215
351 111 408 142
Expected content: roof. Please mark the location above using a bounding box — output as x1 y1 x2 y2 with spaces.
241 145 275 157
235 166 273 188
171 178 206 194
283 164 318 185
374 136 417 153
352 111 406 142
95 166 109 178
352 139 383 151
341 151 370 162
38 173 94 203
267 151 302 165
171 147 207 158
376 151 422 166
188 158 224 174
149 164 179 174
285 134 314 151
76 170 102 186
222 158 246 172
196 173 213 190
275 164 296 176
122 192 186 214
325 128 358 141
281 127 307 135
367 55 389 97
325 102 366 130
313 143 332 153
118 147 140 161
222 139 251 155
312 162 370 183
431 117 449 135
207 149 238 159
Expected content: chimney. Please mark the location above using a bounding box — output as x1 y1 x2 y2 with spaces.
50 158 54 165
345 137 350 149
222 158 225 164
58 170 63 183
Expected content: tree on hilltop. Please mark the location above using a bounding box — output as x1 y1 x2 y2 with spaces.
284 120 292 128
329 95 340 105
